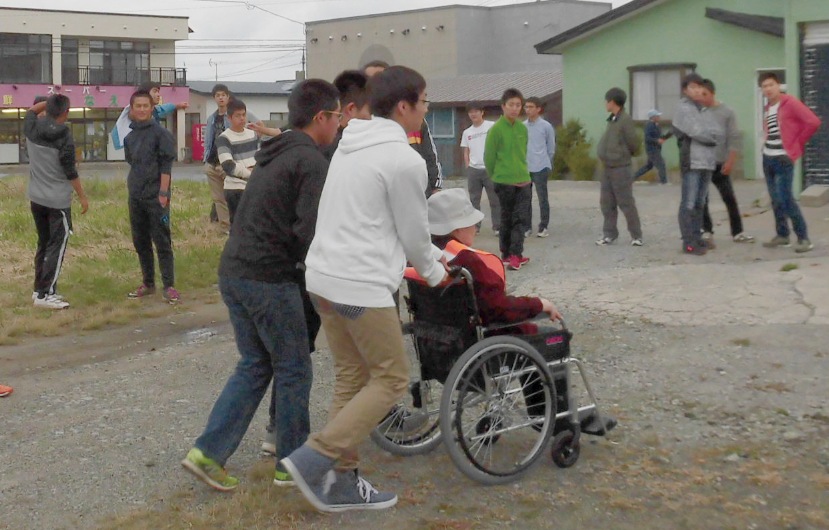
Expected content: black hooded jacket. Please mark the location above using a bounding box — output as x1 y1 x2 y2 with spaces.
219 129 329 284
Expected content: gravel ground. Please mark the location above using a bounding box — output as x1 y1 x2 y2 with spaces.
2 179 829 530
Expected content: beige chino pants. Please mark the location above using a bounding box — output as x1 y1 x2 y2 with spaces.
205 163 230 231
307 296 409 471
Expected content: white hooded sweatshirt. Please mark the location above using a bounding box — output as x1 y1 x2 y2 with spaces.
305 116 445 307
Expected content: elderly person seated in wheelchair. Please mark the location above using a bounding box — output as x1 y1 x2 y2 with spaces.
427 188 615 436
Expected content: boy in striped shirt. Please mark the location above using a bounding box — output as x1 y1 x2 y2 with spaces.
759 73 821 253
217 99 259 225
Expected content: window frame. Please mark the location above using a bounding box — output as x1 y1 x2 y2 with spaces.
0 32 53 84
425 107 455 138
627 63 696 124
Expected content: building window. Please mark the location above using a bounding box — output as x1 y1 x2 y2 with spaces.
269 112 288 122
61 39 80 85
628 64 696 122
87 40 151 85
425 108 454 138
0 33 52 84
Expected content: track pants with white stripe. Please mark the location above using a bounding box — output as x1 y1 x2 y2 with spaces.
31 201 72 297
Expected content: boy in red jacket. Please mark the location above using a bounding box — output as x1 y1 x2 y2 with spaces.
759 73 821 253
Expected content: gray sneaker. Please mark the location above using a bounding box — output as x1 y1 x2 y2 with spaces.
762 236 791 248
327 470 398 512
261 428 277 455
280 444 336 512
794 239 814 253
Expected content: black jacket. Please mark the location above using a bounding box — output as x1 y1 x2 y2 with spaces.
410 121 442 195
124 119 176 199
219 130 329 284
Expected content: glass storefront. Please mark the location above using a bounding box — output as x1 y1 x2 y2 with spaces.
0 107 125 163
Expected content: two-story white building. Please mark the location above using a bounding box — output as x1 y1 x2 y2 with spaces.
0 7 190 164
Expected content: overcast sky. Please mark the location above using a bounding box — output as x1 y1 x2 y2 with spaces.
7 0 632 82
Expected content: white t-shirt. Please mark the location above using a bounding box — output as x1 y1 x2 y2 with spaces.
460 120 494 170
763 102 787 158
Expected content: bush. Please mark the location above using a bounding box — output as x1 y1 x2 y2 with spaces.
552 118 597 181
565 141 598 181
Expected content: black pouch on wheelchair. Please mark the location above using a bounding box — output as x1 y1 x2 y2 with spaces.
523 327 572 362
406 280 479 384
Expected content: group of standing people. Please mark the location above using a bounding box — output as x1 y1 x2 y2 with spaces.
459 91 556 271
596 72 820 255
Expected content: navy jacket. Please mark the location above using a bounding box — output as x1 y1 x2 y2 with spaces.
124 119 177 200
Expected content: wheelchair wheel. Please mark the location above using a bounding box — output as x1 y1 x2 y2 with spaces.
440 336 555 485
370 379 443 456
551 430 580 468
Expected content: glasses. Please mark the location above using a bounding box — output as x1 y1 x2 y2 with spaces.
323 110 343 122
419 99 430 107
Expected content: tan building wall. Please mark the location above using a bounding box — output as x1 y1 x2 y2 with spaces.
0 8 189 41
307 8 460 80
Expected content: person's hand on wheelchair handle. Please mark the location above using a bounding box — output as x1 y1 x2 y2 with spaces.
540 298 563 321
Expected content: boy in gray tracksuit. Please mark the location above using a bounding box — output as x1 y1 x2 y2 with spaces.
673 74 719 255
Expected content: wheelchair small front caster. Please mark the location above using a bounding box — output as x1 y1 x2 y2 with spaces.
551 430 580 468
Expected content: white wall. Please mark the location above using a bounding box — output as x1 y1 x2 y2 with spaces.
0 8 188 41
190 93 289 124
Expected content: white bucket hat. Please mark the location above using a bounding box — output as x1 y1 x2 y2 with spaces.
427 188 485 236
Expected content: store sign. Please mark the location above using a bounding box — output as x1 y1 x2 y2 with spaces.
0 84 189 108
192 123 206 162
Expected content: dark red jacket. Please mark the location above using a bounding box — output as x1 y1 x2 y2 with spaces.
764 94 822 162
434 236 543 325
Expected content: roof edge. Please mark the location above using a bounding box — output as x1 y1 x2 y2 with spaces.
704 7 784 38
0 6 188 20
534 0 668 54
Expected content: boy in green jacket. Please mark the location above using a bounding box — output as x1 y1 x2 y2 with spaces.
485 88 531 271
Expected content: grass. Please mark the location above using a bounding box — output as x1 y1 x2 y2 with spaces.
780 263 799 272
0 175 225 344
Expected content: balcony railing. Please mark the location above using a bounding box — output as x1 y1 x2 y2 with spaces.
68 66 187 87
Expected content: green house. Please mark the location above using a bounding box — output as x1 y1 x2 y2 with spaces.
535 0 829 190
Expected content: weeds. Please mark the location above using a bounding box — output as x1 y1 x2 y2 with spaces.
780 263 799 272
0 176 224 344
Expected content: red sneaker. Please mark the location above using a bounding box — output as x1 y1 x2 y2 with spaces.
0 385 13 397
518 256 530 267
507 255 522 270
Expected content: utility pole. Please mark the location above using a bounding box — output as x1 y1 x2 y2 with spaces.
209 59 218 81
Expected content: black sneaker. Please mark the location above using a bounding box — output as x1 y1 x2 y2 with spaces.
683 244 706 256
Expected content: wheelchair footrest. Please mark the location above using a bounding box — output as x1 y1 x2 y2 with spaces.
581 412 617 436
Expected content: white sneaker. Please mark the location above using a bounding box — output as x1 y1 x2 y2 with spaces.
536 229 550 238
524 230 532 238
702 232 713 241
34 294 69 310
32 291 64 301
595 237 616 246
631 238 644 246
733 232 755 243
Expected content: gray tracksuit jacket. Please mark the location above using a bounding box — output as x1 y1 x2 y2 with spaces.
673 97 719 172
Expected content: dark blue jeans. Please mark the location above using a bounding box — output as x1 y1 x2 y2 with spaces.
633 150 667 184
195 276 312 465
528 168 551 231
763 156 808 241
678 169 712 247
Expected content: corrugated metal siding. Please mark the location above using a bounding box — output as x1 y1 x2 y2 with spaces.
801 34 829 187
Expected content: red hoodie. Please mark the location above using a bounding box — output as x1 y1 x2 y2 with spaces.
764 94 822 162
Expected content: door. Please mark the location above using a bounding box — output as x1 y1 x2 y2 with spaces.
802 22 829 187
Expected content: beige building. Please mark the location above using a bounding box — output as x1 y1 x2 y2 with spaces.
0 7 190 163
305 1 610 81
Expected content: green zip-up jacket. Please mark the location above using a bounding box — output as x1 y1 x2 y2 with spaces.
484 116 530 185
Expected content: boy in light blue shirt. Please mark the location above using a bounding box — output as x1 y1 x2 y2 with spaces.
523 97 555 238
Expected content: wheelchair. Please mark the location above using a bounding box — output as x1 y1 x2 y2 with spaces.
371 266 614 485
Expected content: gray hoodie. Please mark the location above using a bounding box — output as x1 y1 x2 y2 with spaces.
707 102 740 164
673 97 719 171
24 110 78 210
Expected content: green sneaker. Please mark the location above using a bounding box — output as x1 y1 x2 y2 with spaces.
181 448 240 491
273 462 295 487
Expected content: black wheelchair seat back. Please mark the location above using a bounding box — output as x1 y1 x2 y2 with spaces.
405 278 480 384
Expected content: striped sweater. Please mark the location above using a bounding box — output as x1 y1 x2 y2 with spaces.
217 128 259 190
